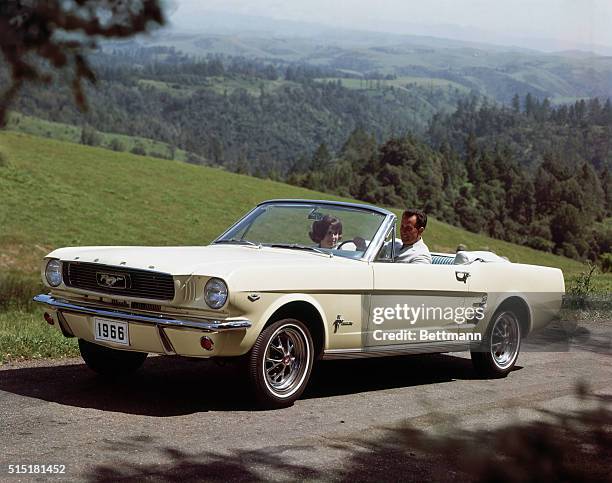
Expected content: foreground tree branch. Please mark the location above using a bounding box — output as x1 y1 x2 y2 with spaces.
0 0 165 126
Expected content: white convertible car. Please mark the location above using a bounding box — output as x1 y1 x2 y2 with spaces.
35 199 564 408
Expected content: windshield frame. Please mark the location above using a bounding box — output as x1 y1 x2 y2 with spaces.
213 199 396 262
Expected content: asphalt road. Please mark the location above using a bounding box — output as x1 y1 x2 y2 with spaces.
1 320 611 482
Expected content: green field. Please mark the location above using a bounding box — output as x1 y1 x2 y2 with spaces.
139 76 298 98
0 131 609 362
317 76 468 93
5 113 192 162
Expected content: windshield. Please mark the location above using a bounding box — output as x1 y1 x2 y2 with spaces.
215 202 387 259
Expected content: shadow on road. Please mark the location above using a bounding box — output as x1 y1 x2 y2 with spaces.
523 319 612 354
84 391 612 482
305 353 484 399
0 353 493 415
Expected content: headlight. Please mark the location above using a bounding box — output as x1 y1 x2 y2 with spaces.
45 259 63 287
204 278 228 309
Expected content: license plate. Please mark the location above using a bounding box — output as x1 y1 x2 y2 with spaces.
94 318 129 345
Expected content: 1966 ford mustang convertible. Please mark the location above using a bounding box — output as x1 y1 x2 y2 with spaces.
35 199 564 408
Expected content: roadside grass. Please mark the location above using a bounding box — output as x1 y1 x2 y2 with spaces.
0 308 79 364
0 272 77 364
561 295 612 322
0 271 43 309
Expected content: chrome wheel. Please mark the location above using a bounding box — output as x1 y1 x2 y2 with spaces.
490 312 520 370
262 324 310 398
248 318 315 408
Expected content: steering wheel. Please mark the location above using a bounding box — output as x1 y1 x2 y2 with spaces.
337 238 367 251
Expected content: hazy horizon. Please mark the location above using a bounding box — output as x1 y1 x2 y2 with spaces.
167 0 612 54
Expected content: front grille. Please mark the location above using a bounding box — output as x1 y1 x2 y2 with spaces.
63 262 175 301
131 302 162 312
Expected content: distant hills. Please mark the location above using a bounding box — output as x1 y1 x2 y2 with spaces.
164 10 612 56
118 11 612 106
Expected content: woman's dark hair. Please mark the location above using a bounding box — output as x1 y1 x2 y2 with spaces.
309 215 343 243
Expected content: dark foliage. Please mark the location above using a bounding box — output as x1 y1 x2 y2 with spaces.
8 49 465 175
0 0 164 125
291 94 612 262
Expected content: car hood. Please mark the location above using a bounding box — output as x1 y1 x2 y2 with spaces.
47 244 356 279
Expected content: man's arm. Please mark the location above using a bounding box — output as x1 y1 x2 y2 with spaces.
409 254 432 264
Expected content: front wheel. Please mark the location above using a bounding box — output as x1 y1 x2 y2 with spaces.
247 319 314 409
471 310 521 378
78 339 147 378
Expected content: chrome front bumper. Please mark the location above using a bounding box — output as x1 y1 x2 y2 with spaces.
33 294 252 332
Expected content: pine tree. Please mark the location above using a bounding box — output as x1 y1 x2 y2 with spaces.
311 143 331 171
511 94 521 113
601 167 612 216
465 132 482 184
524 93 535 117
340 128 377 168
602 99 612 125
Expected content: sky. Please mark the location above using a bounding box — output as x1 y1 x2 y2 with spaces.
169 0 612 52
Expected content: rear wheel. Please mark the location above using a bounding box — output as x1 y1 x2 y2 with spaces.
78 339 147 378
471 310 521 378
247 319 314 409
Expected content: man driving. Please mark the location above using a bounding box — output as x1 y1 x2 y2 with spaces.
394 209 432 264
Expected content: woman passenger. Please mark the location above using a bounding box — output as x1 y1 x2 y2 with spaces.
309 215 343 249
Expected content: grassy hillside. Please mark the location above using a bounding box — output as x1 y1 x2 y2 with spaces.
0 131 608 290
5 113 191 162
317 77 468 93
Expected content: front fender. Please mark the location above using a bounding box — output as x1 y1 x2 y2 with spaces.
223 292 330 357
256 293 330 343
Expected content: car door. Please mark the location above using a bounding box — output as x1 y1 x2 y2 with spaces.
456 262 515 342
365 234 471 350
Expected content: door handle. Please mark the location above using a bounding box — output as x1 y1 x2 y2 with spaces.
455 271 470 283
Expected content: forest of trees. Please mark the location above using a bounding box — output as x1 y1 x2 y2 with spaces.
7 49 463 176
289 96 611 265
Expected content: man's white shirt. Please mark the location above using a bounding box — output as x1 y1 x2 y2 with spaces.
394 238 432 264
